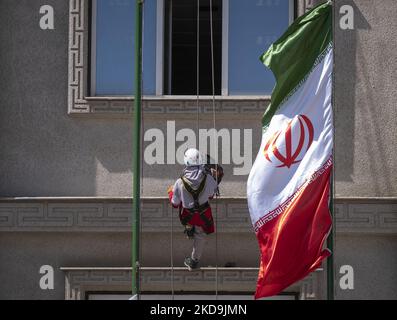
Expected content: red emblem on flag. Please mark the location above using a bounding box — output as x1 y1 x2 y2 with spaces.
264 115 314 168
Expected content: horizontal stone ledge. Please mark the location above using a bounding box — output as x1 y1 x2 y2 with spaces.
68 96 271 118
60 267 263 272
1 196 396 202
61 266 323 299
85 95 272 101
0 197 395 234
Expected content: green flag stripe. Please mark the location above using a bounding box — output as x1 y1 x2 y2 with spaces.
260 2 332 128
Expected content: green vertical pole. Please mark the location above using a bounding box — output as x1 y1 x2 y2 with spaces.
327 175 334 300
327 0 335 301
132 0 143 300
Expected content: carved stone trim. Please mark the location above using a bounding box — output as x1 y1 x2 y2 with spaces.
84 97 270 119
1 198 396 234
68 0 89 114
0 198 252 233
61 267 321 300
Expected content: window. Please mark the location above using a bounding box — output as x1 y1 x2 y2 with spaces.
90 0 293 97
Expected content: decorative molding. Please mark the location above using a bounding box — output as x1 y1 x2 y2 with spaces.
0 198 252 233
84 97 269 119
335 202 397 234
68 0 89 113
1 198 396 234
61 267 321 300
296 270 321 300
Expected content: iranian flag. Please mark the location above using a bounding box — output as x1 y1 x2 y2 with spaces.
247 3 333 299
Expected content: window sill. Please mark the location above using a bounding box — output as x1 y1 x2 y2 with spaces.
68 95 271 119
86 95 271 101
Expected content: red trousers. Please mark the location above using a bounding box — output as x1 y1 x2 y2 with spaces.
168 190 215 234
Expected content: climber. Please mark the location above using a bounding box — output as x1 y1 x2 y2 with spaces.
167 148 224 271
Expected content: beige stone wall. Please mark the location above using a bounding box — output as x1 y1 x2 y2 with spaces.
0 197 396 299
1 0 396 198
334 0 397 197
0 0 396 299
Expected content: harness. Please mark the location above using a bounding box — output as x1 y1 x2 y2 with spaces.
179 175 213 229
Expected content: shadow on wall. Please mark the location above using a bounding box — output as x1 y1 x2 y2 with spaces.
334 0 370 182
351 2 396 195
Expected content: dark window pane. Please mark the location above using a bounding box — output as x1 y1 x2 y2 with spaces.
164 0 222 95
95 0 156 96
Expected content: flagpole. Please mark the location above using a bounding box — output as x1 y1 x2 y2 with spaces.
327 0 335 301
132 0 143 300
327 174 334 300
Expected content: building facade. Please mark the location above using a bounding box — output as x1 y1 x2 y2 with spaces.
0 0 396 299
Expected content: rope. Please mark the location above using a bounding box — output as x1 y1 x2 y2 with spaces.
163 0 175 301
138 0 146 301
196 0 200 147
171 207 175 300
167 0 173 94
209 0 219 300
169 0 174 299
167 0 175 301
166 0 218 300
196 0 219 299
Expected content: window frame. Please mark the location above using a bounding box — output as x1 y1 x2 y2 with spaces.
67 0 299 116
89 0 294 97
90 0 97 96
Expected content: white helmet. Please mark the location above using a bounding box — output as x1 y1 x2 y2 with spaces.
184 148 203 166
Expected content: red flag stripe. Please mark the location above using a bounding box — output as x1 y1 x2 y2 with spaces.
254 160 332 299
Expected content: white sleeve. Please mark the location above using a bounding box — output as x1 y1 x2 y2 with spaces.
171 179 181 207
